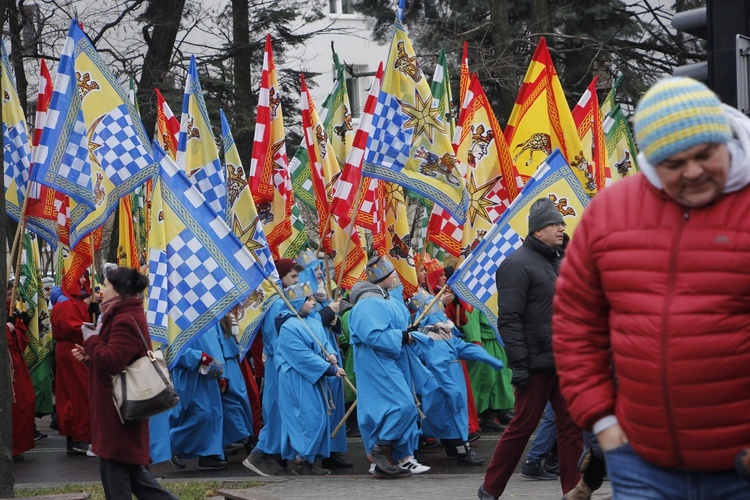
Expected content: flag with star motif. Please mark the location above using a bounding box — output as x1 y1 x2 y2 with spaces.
300 75 367 289
363 12 468 221
381 182 418 300
147 145 269 367
448 149 590 338
30 20 156 248
220 110 280 355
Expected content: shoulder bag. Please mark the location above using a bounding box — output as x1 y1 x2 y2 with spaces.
111 320 179 424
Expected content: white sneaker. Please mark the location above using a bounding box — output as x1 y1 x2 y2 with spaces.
86 446 97 458
399 456 430 474
369 463 376 474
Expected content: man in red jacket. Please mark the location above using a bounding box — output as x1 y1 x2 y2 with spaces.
554 77 750 498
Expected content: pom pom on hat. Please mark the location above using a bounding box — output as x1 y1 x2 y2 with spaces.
634 77 732 166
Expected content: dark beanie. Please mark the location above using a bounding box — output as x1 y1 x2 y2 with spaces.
528 197 564 234
274 258 296 279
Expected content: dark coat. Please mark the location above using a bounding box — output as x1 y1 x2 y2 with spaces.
84 296 151 465
495 234 564 372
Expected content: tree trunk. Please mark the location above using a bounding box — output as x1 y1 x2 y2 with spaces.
530 0 550 36
0 1 14 494
136 0 187 140
6 0 27 115
232 0 254 170
486 0 516 121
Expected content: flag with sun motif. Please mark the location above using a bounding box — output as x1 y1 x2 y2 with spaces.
448 150 590 338
220 110 280 356
30 20 155 248
363 4 468 221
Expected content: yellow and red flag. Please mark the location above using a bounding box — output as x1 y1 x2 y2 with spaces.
249 35 293 258
504 37 596 197
155 89 180 160
381 182 418 300
572 77 608 191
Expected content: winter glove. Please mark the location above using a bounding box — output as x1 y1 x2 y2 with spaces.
88 302 100 316
510 364 529 392
13 310 32 326
199 354 224 379
406 324 419 333
218 378 229 394
736 448 750 483
401 331 414 344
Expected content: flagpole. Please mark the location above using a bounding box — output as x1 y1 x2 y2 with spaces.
334 182 366 298
8 179 36 311
265 278 357 396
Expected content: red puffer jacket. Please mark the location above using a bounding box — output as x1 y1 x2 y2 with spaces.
553 173 750 471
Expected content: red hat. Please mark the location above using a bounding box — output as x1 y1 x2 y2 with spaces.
426 267 445 293
274 258 297 279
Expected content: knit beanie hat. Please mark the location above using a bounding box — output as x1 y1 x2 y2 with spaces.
634 77 732 166
528 197 564 234
274 258 297 279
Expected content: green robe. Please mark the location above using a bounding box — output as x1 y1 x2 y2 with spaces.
338 310 357 403
462 308 514 413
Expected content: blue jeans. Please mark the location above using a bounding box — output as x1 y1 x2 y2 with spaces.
605 442 750 500
526 402 556 463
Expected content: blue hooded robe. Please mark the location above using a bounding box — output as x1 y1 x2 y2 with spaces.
275 306 337 462
214 324 254 445
253 295 285 455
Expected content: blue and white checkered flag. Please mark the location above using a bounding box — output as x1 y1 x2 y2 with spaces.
2 40 32 221
147 144 269 368
176 56 227 221
30 20 155 248
447 150 591 339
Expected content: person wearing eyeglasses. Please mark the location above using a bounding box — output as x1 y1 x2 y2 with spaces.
479 197 583 500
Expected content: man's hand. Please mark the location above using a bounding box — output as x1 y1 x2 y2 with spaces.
13 310 32 326
335 367 346 378
328 299 341 314
597 423 628 452
510 367 529 392
327 353 338 365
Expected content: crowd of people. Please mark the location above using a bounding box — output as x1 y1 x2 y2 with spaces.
10 76 750 500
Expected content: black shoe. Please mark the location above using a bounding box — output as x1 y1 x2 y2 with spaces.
478 485 498 500
468 432 481 443
66 437 90 455
170 455 186 469
481 417 507 432
370 444 403 475
458 451 485 465
321 452 354 469
497 411 515 426
223 443 241 456
198 455 228 470
12 455 23 462
543 457 560 476
372 465 412 479
520 460 558 480
291 461 316 476
421 437 442 450
34 429 47 441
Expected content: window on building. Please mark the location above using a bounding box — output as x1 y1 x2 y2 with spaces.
330 0 355 15
346 76 361 118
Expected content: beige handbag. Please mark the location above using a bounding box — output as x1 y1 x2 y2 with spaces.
111 322 179 424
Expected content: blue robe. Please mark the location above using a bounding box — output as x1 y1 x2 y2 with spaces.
350 293 433 460
216 326 254 445
421 332 503 441
275 311 336 462
254 296 284 455
312 301 347 454
169 326 224 459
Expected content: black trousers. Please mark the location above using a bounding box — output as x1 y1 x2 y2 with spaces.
99 458 178 500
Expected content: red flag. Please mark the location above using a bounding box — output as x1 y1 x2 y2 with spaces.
572 77 609 191
330 63 383 225
155 88 180 160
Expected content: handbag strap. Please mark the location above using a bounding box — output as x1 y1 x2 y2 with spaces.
131 319 151 352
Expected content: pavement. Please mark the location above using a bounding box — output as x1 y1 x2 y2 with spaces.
14 416 612 499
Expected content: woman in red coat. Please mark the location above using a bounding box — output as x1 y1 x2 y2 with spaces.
50 283 92 454
6 285 35 460
72 267 176 500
